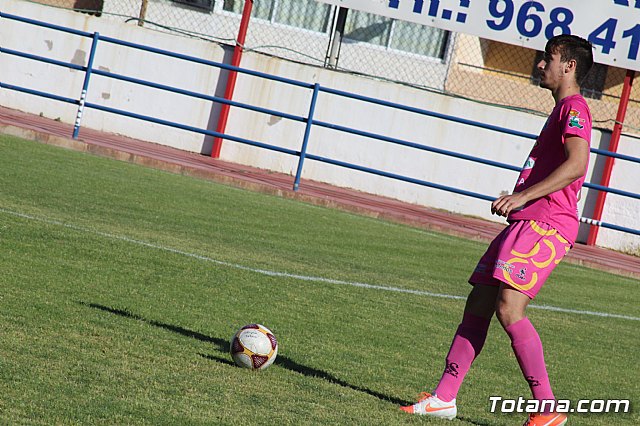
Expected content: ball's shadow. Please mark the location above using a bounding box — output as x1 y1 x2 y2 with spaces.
82 302 406 404
82 302 490 425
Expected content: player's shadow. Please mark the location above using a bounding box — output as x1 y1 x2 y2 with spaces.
82 302 490 425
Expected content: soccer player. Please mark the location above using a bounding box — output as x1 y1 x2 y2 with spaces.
400 34 594 426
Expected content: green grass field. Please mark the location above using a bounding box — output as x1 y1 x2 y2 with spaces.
0 134 638 425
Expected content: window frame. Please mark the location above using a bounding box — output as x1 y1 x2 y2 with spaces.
216 2 451 61
217 0 333 35
340 10 450 61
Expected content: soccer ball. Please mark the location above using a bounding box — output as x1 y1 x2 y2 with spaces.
230 324 278 370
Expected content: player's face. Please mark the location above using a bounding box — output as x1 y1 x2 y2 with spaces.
536 50 564 91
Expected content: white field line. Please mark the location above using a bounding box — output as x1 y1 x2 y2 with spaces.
2 207 639 322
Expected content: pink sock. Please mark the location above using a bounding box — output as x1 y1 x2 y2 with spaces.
505 317 555 409
434 313 491 402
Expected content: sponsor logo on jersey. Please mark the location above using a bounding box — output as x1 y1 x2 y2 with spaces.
568 109 585 129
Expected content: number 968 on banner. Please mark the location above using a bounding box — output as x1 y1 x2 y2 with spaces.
315 0 640 71
485 0 640 63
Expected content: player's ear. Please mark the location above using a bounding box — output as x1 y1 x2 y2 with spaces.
564 59 577 74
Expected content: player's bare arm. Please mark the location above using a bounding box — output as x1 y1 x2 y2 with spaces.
491 136 589 217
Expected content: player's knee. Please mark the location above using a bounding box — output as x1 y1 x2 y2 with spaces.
464 284 498 319
495 300 525 328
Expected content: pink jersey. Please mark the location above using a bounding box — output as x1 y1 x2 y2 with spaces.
508 94 591 245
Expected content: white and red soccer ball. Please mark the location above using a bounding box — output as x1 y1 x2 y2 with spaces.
230 324 278 370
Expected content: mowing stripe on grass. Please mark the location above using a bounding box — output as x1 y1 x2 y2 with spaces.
2 207 639 322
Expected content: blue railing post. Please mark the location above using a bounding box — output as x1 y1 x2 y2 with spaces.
73 31 100 139
293 82 320 191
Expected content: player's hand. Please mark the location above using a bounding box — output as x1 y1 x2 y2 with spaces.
491 193 528 217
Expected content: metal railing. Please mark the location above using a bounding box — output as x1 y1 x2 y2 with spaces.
1 11 639 238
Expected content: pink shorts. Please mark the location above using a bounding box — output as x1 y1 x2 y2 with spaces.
469 220 571 299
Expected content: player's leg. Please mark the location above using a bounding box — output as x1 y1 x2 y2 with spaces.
432 284 496 402
400 228 507 418
497 285 566 425
491 221 571 426
495 282 530 327
399 284 496 419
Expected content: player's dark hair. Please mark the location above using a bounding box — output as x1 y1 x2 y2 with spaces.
545 34 594 86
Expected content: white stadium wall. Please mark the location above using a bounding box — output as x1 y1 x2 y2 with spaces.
1 0 638 254
1 0 226 154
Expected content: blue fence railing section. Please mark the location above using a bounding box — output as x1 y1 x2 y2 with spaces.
1 11 639 238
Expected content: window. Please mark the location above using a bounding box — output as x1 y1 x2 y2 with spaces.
222 1 449 60
390 19 450 58
223 0 273 19
174 0 214 11
223 0 332 33
274 0 332 32
344 10 392 47
344 9 449 59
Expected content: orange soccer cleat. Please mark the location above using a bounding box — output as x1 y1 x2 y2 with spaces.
523 412 568 426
